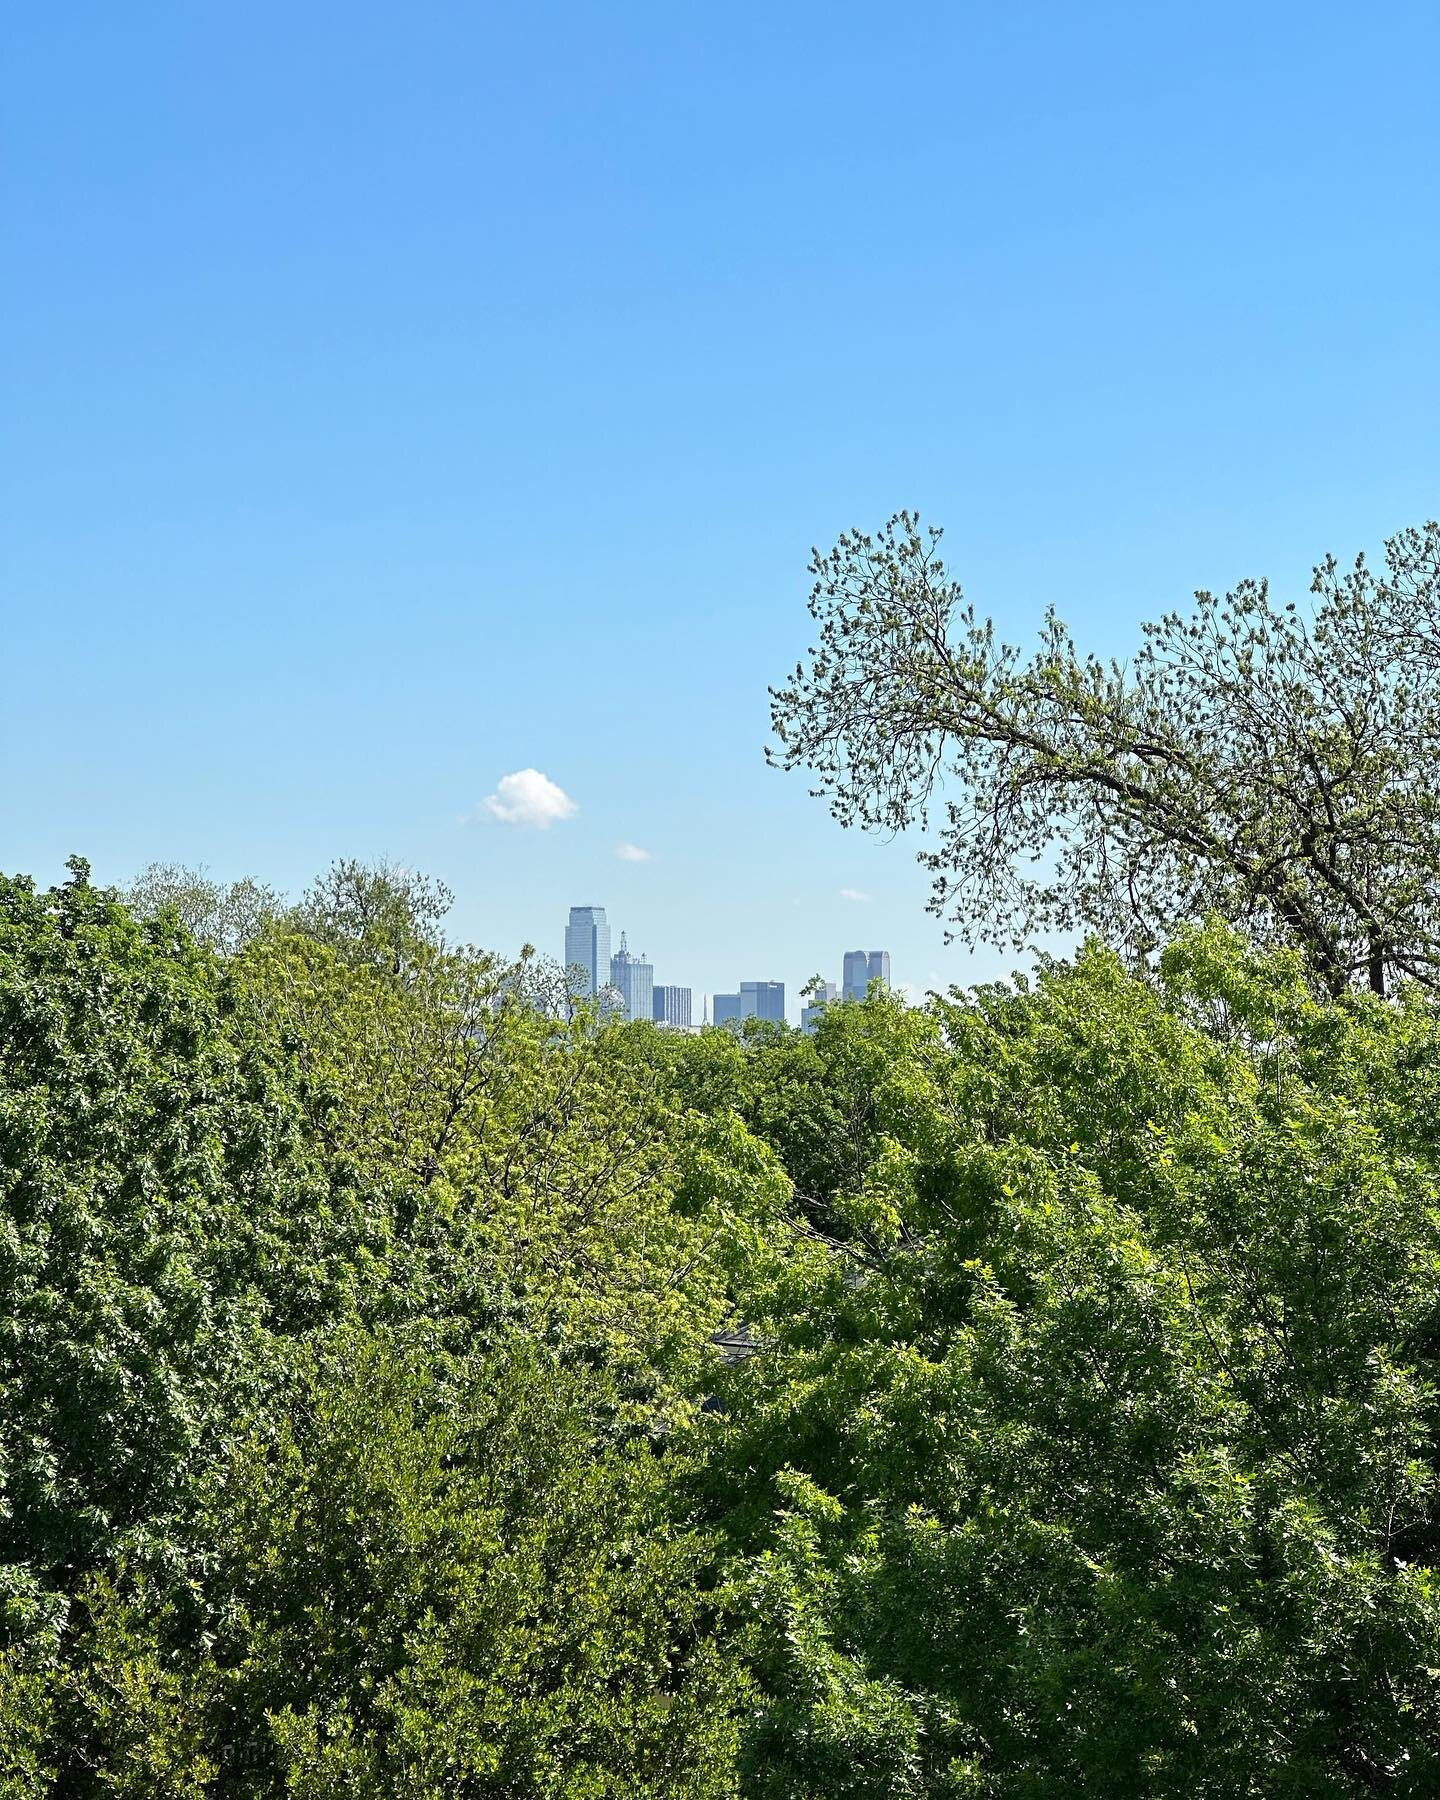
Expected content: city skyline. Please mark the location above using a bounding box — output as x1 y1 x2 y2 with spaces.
567 900 891 1026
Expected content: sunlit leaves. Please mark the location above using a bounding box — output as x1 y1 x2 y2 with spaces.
770 515 1440 996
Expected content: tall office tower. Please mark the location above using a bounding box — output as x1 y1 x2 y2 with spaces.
801 980 839 1035
652 984 693 1028
609 932 654 1024
712 993 742 1027
564 905 611 1001
843 949 891 1001
842 949 870 1003
740 980 786 1023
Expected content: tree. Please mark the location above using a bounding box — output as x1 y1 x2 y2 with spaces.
687 936 1440 1792
124 862 284 956
0 859 398 1786
768 514 1440 995
194 1329 745 1797
0 860 385 1596
289 860 454 976
0 861 765 1791
235 872 760 1402
697 930 1440 1795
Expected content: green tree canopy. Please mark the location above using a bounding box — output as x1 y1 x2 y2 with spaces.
17 851 1440 1794
768 515 1440 995
0 862 761 1793
123 862 284 956
685 929 1440 1795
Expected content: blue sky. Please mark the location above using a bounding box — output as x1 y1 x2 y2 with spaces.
4 2 1437 1016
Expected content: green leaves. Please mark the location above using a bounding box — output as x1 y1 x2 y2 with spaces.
688 932 1440 1794
770 514 1440 997
0 864 752 1792
0 865 316 1591
202 1330 744 1797
13 858 1440 1793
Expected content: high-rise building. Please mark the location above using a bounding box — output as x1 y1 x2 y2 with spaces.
712 993 741 1027
842 949 870 1003
652 985 693 1028
609 932 654 1024
740 980 785 1023
843 949 891 1002
564 905 611 1001
801 980 839 1034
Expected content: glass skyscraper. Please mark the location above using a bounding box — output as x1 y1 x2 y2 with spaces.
740 980 785 1023
712 993 741 1027
609 933 653 1024
842 950 869 1003
564 905 611 1001
843 950 891 1002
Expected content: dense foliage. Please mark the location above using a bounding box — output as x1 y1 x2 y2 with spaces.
0 862 751 1795
7 860 1440 1792
685 937 1440 1793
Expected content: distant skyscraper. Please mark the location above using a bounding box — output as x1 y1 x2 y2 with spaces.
801 980 839 1035
712 993 742 1027
609 932 654 1024
740 980 785 1023
565 905 611 1001
842 949 870 1003
843 949 891 1002
653 985 693 1028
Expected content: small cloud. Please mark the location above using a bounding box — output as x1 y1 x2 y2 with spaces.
479 769 578 830
615 842 652 863
839 887 872 903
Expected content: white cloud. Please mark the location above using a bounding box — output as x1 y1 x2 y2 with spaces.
839 887 872 903
479 769 578 830
615 842 652 862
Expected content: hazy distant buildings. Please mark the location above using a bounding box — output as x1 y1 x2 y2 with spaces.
564 899 890 1037
843 949 891 1003
740 980 785 1023
801 980 839 1034
610 933 654 1024
653 984 693 1028
565 905 611 1000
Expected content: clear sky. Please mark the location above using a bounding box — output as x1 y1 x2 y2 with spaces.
4 2 1437 1017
